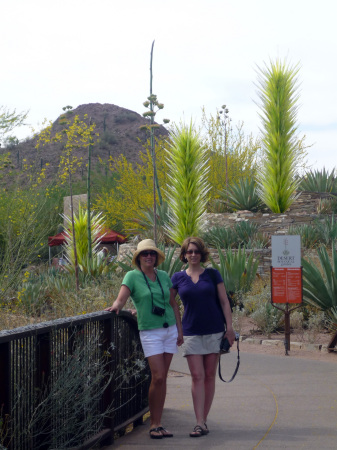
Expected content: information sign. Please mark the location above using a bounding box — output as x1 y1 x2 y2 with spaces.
271 267 302 304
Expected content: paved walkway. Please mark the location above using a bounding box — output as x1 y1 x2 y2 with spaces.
104 348 337 449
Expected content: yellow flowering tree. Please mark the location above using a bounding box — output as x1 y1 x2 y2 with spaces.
94 137 169 233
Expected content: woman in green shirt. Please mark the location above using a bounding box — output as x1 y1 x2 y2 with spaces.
105 239 183 439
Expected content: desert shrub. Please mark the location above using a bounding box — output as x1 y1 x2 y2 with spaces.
247 285 283 337
114 111 138 124
207 198 230 213
99 131 118 148
304 311 326 343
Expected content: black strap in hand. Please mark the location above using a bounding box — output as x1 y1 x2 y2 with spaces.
218 339 240 383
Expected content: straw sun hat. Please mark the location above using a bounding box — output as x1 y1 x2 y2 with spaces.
132 239 165 267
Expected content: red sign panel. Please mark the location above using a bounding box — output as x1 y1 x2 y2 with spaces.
271 267 302 304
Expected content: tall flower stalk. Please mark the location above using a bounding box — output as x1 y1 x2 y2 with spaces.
165 122 210 244
256 59 300 213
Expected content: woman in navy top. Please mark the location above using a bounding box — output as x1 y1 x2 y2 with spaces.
171 237 235 437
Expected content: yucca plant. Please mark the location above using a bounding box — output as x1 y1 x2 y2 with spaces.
288 224 320 249
165 122 210 244
209 246 259 301
298 168 337 193
302 243 337 328
256 59 300 213
221 178 264 212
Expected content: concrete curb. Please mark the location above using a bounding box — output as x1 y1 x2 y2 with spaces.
241 336 328 352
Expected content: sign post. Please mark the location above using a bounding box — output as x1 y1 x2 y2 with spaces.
271 236 303 354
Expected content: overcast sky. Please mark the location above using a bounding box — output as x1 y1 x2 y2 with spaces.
1 0 336 170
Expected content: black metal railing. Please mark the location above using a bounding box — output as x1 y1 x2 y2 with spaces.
0 311 151 449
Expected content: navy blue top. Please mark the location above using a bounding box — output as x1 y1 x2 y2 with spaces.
171 269 225 336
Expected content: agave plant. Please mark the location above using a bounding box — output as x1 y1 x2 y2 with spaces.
302 243 337 324
232 221 259 247
201 226 235 249
256 59 300 213
246 231 270 249
221 178 264 212
298 168 337 193
132 201 172 243
156 244 185 277
314 215 337 246
209 246 259 299
165 122 210 244
288 224 320 249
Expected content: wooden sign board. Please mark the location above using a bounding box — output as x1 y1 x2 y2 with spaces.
271 267 302 304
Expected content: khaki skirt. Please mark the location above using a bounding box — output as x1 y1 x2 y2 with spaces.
182 332 223 357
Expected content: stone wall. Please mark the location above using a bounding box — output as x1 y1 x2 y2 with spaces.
117 192 333 277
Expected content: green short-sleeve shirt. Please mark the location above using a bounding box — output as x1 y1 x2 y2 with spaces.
122 269 176 330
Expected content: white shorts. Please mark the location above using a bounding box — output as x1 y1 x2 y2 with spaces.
139 324 178 358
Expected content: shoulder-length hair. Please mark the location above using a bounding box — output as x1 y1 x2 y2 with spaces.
179 236 209 264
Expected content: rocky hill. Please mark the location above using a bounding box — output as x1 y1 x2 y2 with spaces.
3 103 169 184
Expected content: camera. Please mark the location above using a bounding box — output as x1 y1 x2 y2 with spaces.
220 332 240 354
152 305 165 316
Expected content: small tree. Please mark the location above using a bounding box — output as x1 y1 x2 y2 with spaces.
256 59 301 213
165 122 210 244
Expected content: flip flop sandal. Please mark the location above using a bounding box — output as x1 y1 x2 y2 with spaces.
157 426 173 437
149 427 163 439
204 422 210 434
190 425 206 437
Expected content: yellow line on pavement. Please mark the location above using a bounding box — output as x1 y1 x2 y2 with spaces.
253 383 279 449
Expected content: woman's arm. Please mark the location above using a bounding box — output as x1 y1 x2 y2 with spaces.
217 283 236 345
105 285 131 314
169 288 184 346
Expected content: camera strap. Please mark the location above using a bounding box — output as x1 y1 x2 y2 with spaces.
218 339 240 383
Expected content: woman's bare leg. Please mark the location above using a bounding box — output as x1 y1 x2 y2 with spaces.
147 353 173 435
186 354 206 426
203 353 219 423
